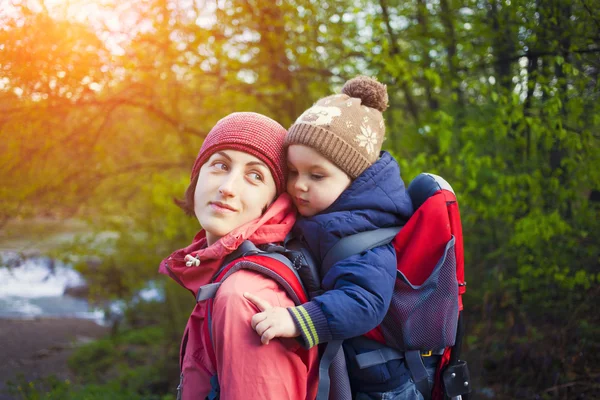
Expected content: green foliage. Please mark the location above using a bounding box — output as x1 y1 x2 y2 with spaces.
5 375 174 400
1 0 599 398
65 301 184 397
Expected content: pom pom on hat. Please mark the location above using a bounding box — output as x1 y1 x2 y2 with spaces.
341 75 388 112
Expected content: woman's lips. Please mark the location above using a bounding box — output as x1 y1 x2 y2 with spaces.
209 202 237 213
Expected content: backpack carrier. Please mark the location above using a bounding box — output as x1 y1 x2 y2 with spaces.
193 173 470 400
312 173 471 400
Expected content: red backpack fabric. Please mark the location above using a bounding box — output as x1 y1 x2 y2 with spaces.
362 175 464 343
369 174 467 400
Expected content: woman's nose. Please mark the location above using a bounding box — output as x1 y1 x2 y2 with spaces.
218 173 239 197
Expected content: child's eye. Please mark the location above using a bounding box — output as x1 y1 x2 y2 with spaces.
311 174 324 181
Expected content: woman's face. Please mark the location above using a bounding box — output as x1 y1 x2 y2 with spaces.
194 149 277 245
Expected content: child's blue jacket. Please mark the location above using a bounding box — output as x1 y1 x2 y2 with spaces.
289 151 413 349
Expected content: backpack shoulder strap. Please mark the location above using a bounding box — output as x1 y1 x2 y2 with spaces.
195 241 262 302
199 240 311 369
196 240 305 303
320 226 401 277
284 234 323 299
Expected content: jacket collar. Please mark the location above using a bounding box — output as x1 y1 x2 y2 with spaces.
160 193 296 293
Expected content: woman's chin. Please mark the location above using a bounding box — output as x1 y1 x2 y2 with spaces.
204 226 229 240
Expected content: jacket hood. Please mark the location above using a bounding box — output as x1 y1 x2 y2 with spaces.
294 151 413 260
159 193 297 293
323 151 412 217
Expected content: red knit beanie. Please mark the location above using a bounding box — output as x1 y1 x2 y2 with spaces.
191 112 287 195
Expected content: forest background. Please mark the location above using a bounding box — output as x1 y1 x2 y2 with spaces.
0 0 598 398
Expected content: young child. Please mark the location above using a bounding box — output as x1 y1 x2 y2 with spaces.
245 77 437 398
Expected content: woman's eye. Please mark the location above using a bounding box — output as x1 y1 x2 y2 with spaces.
249 172 263 182
213 162 228 170
288 170 298 177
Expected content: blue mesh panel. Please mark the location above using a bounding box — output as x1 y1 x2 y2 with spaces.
381 238 459 351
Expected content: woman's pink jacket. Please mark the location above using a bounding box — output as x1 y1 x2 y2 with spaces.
160 194 319 400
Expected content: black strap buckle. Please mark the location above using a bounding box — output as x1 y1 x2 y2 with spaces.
443 360 471 398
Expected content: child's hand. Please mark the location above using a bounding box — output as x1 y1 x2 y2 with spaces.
243 292 300 345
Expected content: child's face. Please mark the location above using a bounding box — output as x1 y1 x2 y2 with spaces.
287 144 351 217
194 149 277 245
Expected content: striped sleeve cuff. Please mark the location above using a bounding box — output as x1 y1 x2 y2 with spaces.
287 301 332 349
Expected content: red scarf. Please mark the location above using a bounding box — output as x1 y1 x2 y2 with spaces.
159 193 296 295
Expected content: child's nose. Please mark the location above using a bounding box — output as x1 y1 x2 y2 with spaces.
294 177 308 192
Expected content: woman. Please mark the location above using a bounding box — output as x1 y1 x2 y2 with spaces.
159 112 318 400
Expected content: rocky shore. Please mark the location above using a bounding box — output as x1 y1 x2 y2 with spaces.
0 317 108 400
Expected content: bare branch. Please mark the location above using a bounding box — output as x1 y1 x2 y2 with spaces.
579 0 600 30
379 0 420 123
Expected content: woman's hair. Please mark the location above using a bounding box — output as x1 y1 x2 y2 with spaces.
174 171 200 217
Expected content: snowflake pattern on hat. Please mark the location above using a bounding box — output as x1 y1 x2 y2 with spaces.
297 105 342 126
355 123 378 155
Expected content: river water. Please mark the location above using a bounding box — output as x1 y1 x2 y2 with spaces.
0 252 161 324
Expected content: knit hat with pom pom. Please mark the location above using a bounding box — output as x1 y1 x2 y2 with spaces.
285 76 389 179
